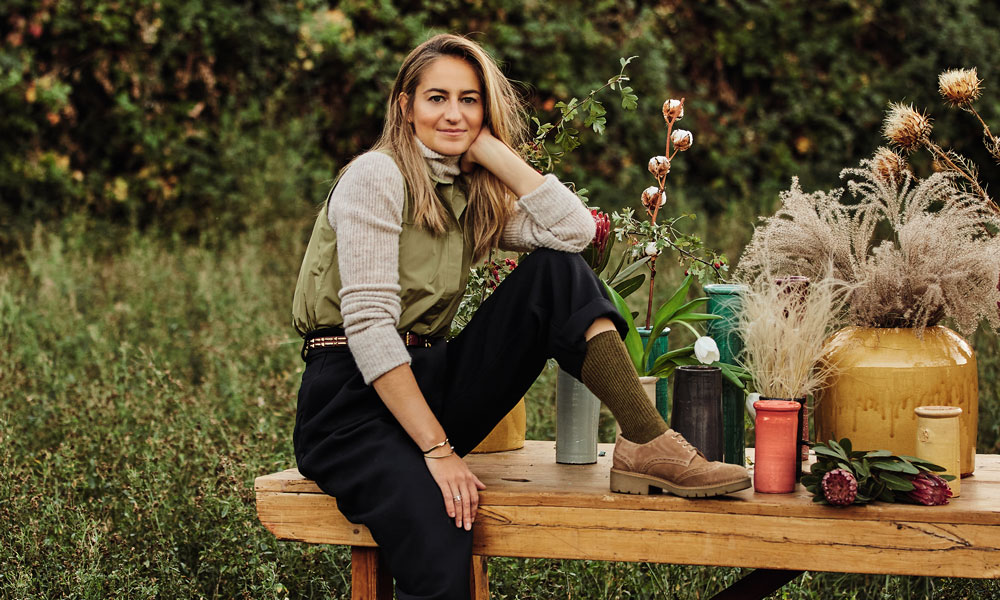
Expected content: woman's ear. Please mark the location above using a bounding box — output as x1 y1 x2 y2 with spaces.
398 93 411 123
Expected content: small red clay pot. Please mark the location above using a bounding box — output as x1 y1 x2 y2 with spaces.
753 399 802 493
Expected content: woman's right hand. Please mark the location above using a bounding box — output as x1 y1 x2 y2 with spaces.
424 451 486 531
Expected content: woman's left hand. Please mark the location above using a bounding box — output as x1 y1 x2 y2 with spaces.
460 127 499 173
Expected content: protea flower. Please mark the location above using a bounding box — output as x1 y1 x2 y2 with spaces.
648 155 670 177
882 102 933 152
821 468 858 506
662 98 684 122
906 472 952 506
671 129 693 152
938 68 982 107
871 146 909 186
590 209 610 259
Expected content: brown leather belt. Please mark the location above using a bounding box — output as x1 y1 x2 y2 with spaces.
301 329 441 359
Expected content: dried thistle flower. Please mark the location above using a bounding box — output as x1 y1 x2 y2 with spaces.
671 129 693 151
871 146 909 185
647 155 670 177
882 102 933 153
938 68 982 107
662 98 684 122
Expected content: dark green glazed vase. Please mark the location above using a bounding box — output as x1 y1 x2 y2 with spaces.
704 283 748 466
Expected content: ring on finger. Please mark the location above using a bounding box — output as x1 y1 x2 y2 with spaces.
453 494 462 501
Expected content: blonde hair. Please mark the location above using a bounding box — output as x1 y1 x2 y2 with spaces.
369 34 528 259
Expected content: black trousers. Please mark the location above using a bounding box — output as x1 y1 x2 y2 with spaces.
293 249 626 600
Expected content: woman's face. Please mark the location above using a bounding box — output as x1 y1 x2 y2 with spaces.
402 56 484 156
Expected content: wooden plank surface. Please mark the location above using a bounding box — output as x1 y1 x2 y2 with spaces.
256 442 1000 579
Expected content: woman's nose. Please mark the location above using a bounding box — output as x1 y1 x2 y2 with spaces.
444 99 462 122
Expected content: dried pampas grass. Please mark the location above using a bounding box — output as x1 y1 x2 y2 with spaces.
736 272 852 399
737 156 1000 336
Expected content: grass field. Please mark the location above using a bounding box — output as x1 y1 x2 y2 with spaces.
2 221 998 599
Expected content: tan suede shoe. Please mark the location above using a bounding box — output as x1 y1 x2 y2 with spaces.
610 430 751 498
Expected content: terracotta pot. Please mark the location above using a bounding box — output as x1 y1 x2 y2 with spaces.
471 398 526 454
815 326 978 476
753 399 801 493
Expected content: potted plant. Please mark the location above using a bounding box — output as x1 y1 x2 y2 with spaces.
736 74 1000 474
733 273 852 477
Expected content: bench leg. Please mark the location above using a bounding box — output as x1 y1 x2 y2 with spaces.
709 569 803 600
470 555 489 599
351 546 393 600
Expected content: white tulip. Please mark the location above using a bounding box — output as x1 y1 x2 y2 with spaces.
694 336 720 365
746 392 761 420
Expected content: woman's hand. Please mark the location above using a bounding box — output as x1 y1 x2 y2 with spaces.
460 127 545 197
460 127 501 173
424 451 486 530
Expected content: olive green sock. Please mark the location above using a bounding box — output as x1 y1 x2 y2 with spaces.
580 330 669 444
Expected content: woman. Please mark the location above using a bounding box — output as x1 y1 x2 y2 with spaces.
292 34 750 600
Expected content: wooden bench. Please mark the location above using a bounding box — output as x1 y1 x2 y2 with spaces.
255 441 1000 599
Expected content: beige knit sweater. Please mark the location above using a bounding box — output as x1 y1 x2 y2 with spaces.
329 138 595 383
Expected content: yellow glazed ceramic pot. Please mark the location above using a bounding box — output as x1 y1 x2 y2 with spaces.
815 326 978 476
471 398 526 453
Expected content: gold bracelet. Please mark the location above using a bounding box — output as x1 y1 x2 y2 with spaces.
422 438 450 455
424 446 455 459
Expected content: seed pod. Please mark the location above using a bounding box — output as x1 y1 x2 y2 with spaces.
662 98 684 122
882 102 933 153
671 129 693 152
648 155 670 177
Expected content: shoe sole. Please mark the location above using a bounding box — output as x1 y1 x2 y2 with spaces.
609 469 752 498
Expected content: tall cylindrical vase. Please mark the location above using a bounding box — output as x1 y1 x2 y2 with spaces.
555 367 600 464
670 365 724 462
637 327 670 420
761 396 807 480
753 399 801 493
705 284 748 466
915 405 962 497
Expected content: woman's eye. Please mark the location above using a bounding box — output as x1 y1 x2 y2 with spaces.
428 95 445 103
461 97 478 104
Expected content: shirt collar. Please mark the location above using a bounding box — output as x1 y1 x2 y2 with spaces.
415 137 462 184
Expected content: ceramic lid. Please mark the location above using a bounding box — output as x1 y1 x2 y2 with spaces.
914 405 963 418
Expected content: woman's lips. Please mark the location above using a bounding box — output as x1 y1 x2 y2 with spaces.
439 129 466 136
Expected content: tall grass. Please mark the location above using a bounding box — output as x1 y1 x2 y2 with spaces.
1 222 998 598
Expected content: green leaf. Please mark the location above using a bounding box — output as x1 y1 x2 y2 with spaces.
607 256 650 288
840 438 853 456
877 472 915 492
646 346 695 377
864 450 893 458
813 447 844 461
717 363 747 389
828 440 849 460
899 455 947 471
603 281 643 372
612 274 645 299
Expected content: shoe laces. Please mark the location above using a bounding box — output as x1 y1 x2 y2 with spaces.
669 430 696 452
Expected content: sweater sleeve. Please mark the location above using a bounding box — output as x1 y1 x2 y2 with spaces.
499 174 596 253
328 152 412 384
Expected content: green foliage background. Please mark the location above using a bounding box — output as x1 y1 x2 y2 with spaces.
3 0 1000 598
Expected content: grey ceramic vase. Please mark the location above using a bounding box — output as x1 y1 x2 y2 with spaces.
555 367 600 464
